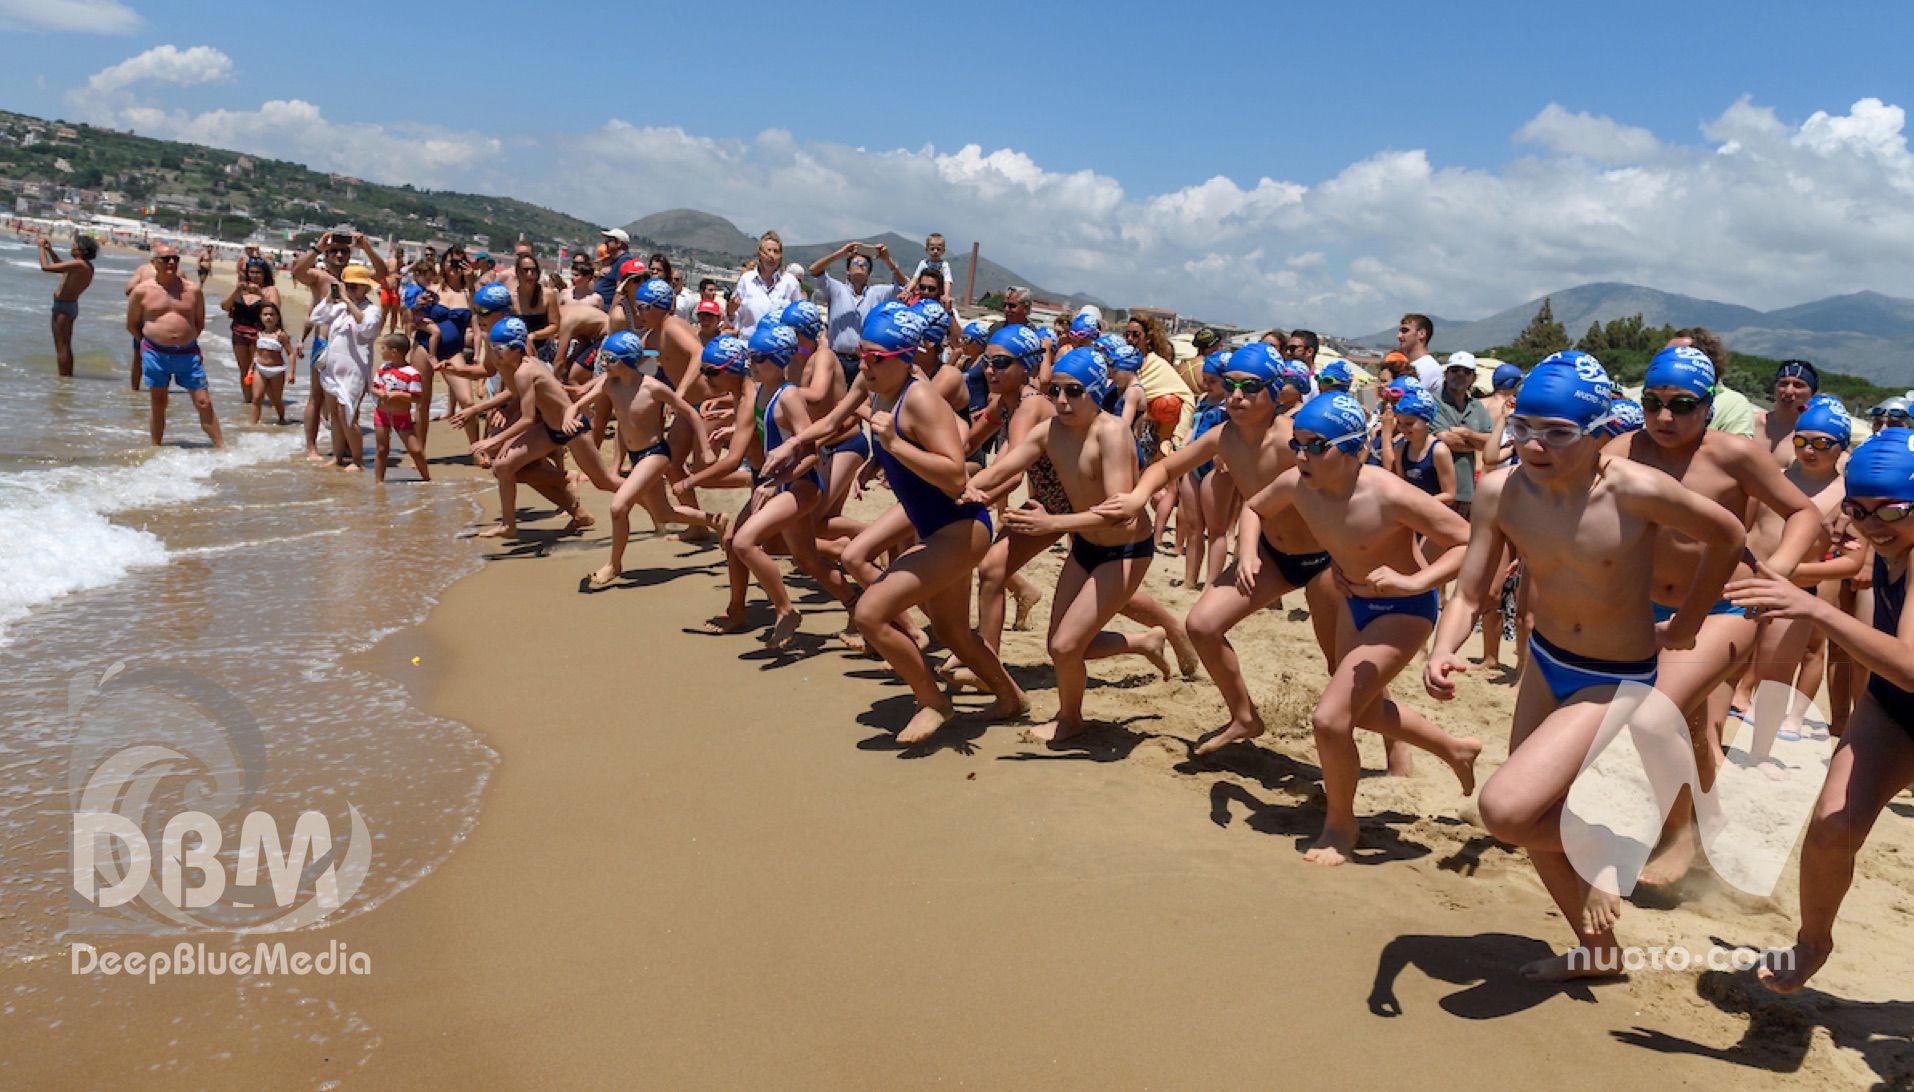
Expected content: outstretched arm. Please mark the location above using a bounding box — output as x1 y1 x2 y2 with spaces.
1426 473 1509 699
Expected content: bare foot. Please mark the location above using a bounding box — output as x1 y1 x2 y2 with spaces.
1029 717 1085 742
897 702 955 745
701 611 746 635
473 452 492 470
340 462 362 474
1195 719 1265 755
1521 946 1626 982
1140 627 1172 681
1582 885 1622 938
304 450 327 463
983 691 1029 721
1303 822 1357 867
676 525 715 544
1386 742 1415 777
1448 737 1483 796
476 523 517 540
563 510 595 534
1169 630 1201 680
1011 585 1043 631
942 667 983 691
836 628 870 655
1757 940 1831 993
1638 822 1698 887
588 564 620 588
934 652 962 678
764 610 802 649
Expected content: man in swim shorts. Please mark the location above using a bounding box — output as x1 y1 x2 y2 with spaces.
126 244 223 449
38 233 96 377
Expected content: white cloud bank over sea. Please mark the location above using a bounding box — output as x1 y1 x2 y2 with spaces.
65 44 1914 334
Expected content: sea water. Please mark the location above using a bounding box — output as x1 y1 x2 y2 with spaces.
0 237 498 972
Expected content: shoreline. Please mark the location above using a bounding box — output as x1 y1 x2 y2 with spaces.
6 417 1910 1087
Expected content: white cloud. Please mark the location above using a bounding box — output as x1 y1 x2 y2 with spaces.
55 67 1914 336
86 44 231 92
0 0 140 34
1516 104 1661 163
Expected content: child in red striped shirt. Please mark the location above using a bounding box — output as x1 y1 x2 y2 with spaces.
373 333 430 482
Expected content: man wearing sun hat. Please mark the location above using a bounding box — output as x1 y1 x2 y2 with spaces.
1433 350 1492 515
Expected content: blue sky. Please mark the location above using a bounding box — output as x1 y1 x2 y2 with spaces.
6 0 1914 332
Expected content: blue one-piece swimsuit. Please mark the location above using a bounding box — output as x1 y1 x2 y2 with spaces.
871 379 991 540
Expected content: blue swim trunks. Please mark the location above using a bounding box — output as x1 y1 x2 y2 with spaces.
140 339 207 391
1529 631 1659 704
1650 599 1748 624
1346 589 1441 632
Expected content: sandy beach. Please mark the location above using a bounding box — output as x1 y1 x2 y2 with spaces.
7 416 1913 1089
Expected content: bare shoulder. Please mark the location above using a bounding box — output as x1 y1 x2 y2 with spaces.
1475 463 1514 502
1702 429 1770 469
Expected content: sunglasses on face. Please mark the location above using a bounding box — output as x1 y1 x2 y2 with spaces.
1871 411 1911 424
1793 435 1842 452
1841 498 1914 523
154 256 179 265
1219 376 1270 396
1125 329 1143 339
1507 417 1589 448
1641 392 1706 416
1048 382 1089 400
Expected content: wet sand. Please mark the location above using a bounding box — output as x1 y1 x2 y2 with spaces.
8 422 1912 1088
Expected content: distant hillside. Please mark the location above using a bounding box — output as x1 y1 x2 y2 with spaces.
1358 282 1914 385
0 108 601 251
619 209 1104 309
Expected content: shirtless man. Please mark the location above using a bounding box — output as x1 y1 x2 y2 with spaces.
964 348 1173 741
1425 358 1746 981
617 276 715 528
1612 345 1822 886
469 319 625 539
1098 344 1356 756
553 302 612 386
1755 360 1820 470
290 231 389 463
1242 392 1483 865
579 331 724 587
126 244 223 448
38 234 96 377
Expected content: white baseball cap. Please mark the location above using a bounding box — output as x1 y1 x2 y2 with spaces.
600 228 630 245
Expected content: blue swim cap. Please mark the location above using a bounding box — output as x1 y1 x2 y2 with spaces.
780 300 825 339
910 300 949 346
862 305 926 354
1598 398 1644 438
1797 394 1853 447
401 282 424 310
1776 359 1820 393
1110 343 1143 372
1394 386 1437 422
1492 362 1524 392
1538 350 1602 375
1846 428 1914 500
1094 333 1126 359
600 329 654 367
1292 392 1371 453
1202 350 1232 378
1069 313 1101 339
1317 360 1353 391
748 321 799 367
489 317 528 351
963 321 990 346
1512 359 1613 428
987 323 1044 364
701 334 749 375
1279 361 1312 394
1051 347 1110 400
473 282 512 315
632 278 675 312
1224 342 1281 383
871 300 906 322
1037 326 1056 345
1643 345 1716 399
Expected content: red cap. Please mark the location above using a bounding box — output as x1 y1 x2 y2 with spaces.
695 299 722 318
617 256 648 282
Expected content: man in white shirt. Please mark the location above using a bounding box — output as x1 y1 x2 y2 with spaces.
810 241 906 357
1397 312 1442 393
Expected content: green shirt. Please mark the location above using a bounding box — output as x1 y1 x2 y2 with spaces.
1433 393 1493 503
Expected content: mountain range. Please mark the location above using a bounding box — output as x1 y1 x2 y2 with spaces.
619 209 1105 310
1360 282 1914 385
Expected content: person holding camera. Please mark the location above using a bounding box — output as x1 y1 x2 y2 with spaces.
808 240 905 361
291 229 389 460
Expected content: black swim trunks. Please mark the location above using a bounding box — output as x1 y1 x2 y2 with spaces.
1069 534 1156 571
1256 537 1333 588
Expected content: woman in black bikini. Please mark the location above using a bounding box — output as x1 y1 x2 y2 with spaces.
221 258 279 397
512 253 559 363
